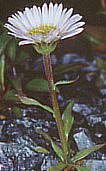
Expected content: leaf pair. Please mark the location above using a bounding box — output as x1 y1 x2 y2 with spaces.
48 162 90 171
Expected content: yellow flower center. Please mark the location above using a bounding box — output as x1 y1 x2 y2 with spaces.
27 24 57 36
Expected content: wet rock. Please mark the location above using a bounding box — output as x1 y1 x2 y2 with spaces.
82 159 106 171
0 142 43 171
73 128 94 150
41 155 57 171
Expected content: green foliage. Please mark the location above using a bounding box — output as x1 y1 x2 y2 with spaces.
11 77 23 92
54 76 79 88
0 54 5 90
6 39 16 63
26 78 49 92
96 57 105 69
48 162 91 171
62 101 74 142
96 57 106 87
54 63 88 76
38 130 64 161
12 106 22 119
50 140 64 161
0 32 8 55
16 51 30 63
34 146 49 154
48 162 66 171
18 95 54 114
71 143 106 163
74 166 91 171
3 89 19 101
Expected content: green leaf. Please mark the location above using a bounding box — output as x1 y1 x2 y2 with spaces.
12 106 22 119
26 79 49 92
11 77 22 91
6 40 16 63
48 163 91 171
37 130 64 161
0 54 5 90
62 101 74 142
96 57 105 69
75 166 91 171
71 143 106 163
34 146 49 154
51 140 64 161
48 162 67 171
18 95 54 114
54 76 79 88
54 63 88 76
66 164 91 171
3 89 19 101
16 51 30 63
0 33 8 55
85 33 105 44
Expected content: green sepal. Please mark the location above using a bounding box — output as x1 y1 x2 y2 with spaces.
71 143 106 163
62 101 74 142
17 95 54 114
33 42 57 55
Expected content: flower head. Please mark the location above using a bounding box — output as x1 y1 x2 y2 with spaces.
5 2 85 46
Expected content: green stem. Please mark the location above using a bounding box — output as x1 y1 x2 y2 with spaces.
43 54 68 161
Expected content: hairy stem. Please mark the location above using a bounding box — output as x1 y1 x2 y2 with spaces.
43 54 68 161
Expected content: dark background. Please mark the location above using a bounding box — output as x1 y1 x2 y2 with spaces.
0 0 102 24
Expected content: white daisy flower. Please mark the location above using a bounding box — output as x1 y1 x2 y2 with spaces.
4 2 85 46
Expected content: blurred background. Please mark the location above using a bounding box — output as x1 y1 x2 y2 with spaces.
0 0 105 24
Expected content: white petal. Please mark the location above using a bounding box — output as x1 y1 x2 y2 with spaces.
65 21 85 33
53 3 63 25
19 40 34 45
61 28 84 39
32 5 41 25
42 3 48 25
49 2 54 24
60 8 73 28
61 14 82 32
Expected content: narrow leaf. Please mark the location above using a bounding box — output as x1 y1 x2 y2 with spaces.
71 143 106 163
3 90 19 101
0 54 5 90
48 162 67 171
26 79 49 92
55 76 79 87
75 166 91 171
34 146 49 154
18 96 54 114
66 164 91 171
96 57 105 69
12 106 22 119
6 40 16 63
0 33 8 55
37 130 64 161
62 101 74 142
54 63 88 76
11 77 22 91
51 140 64 161
16 51 30 63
